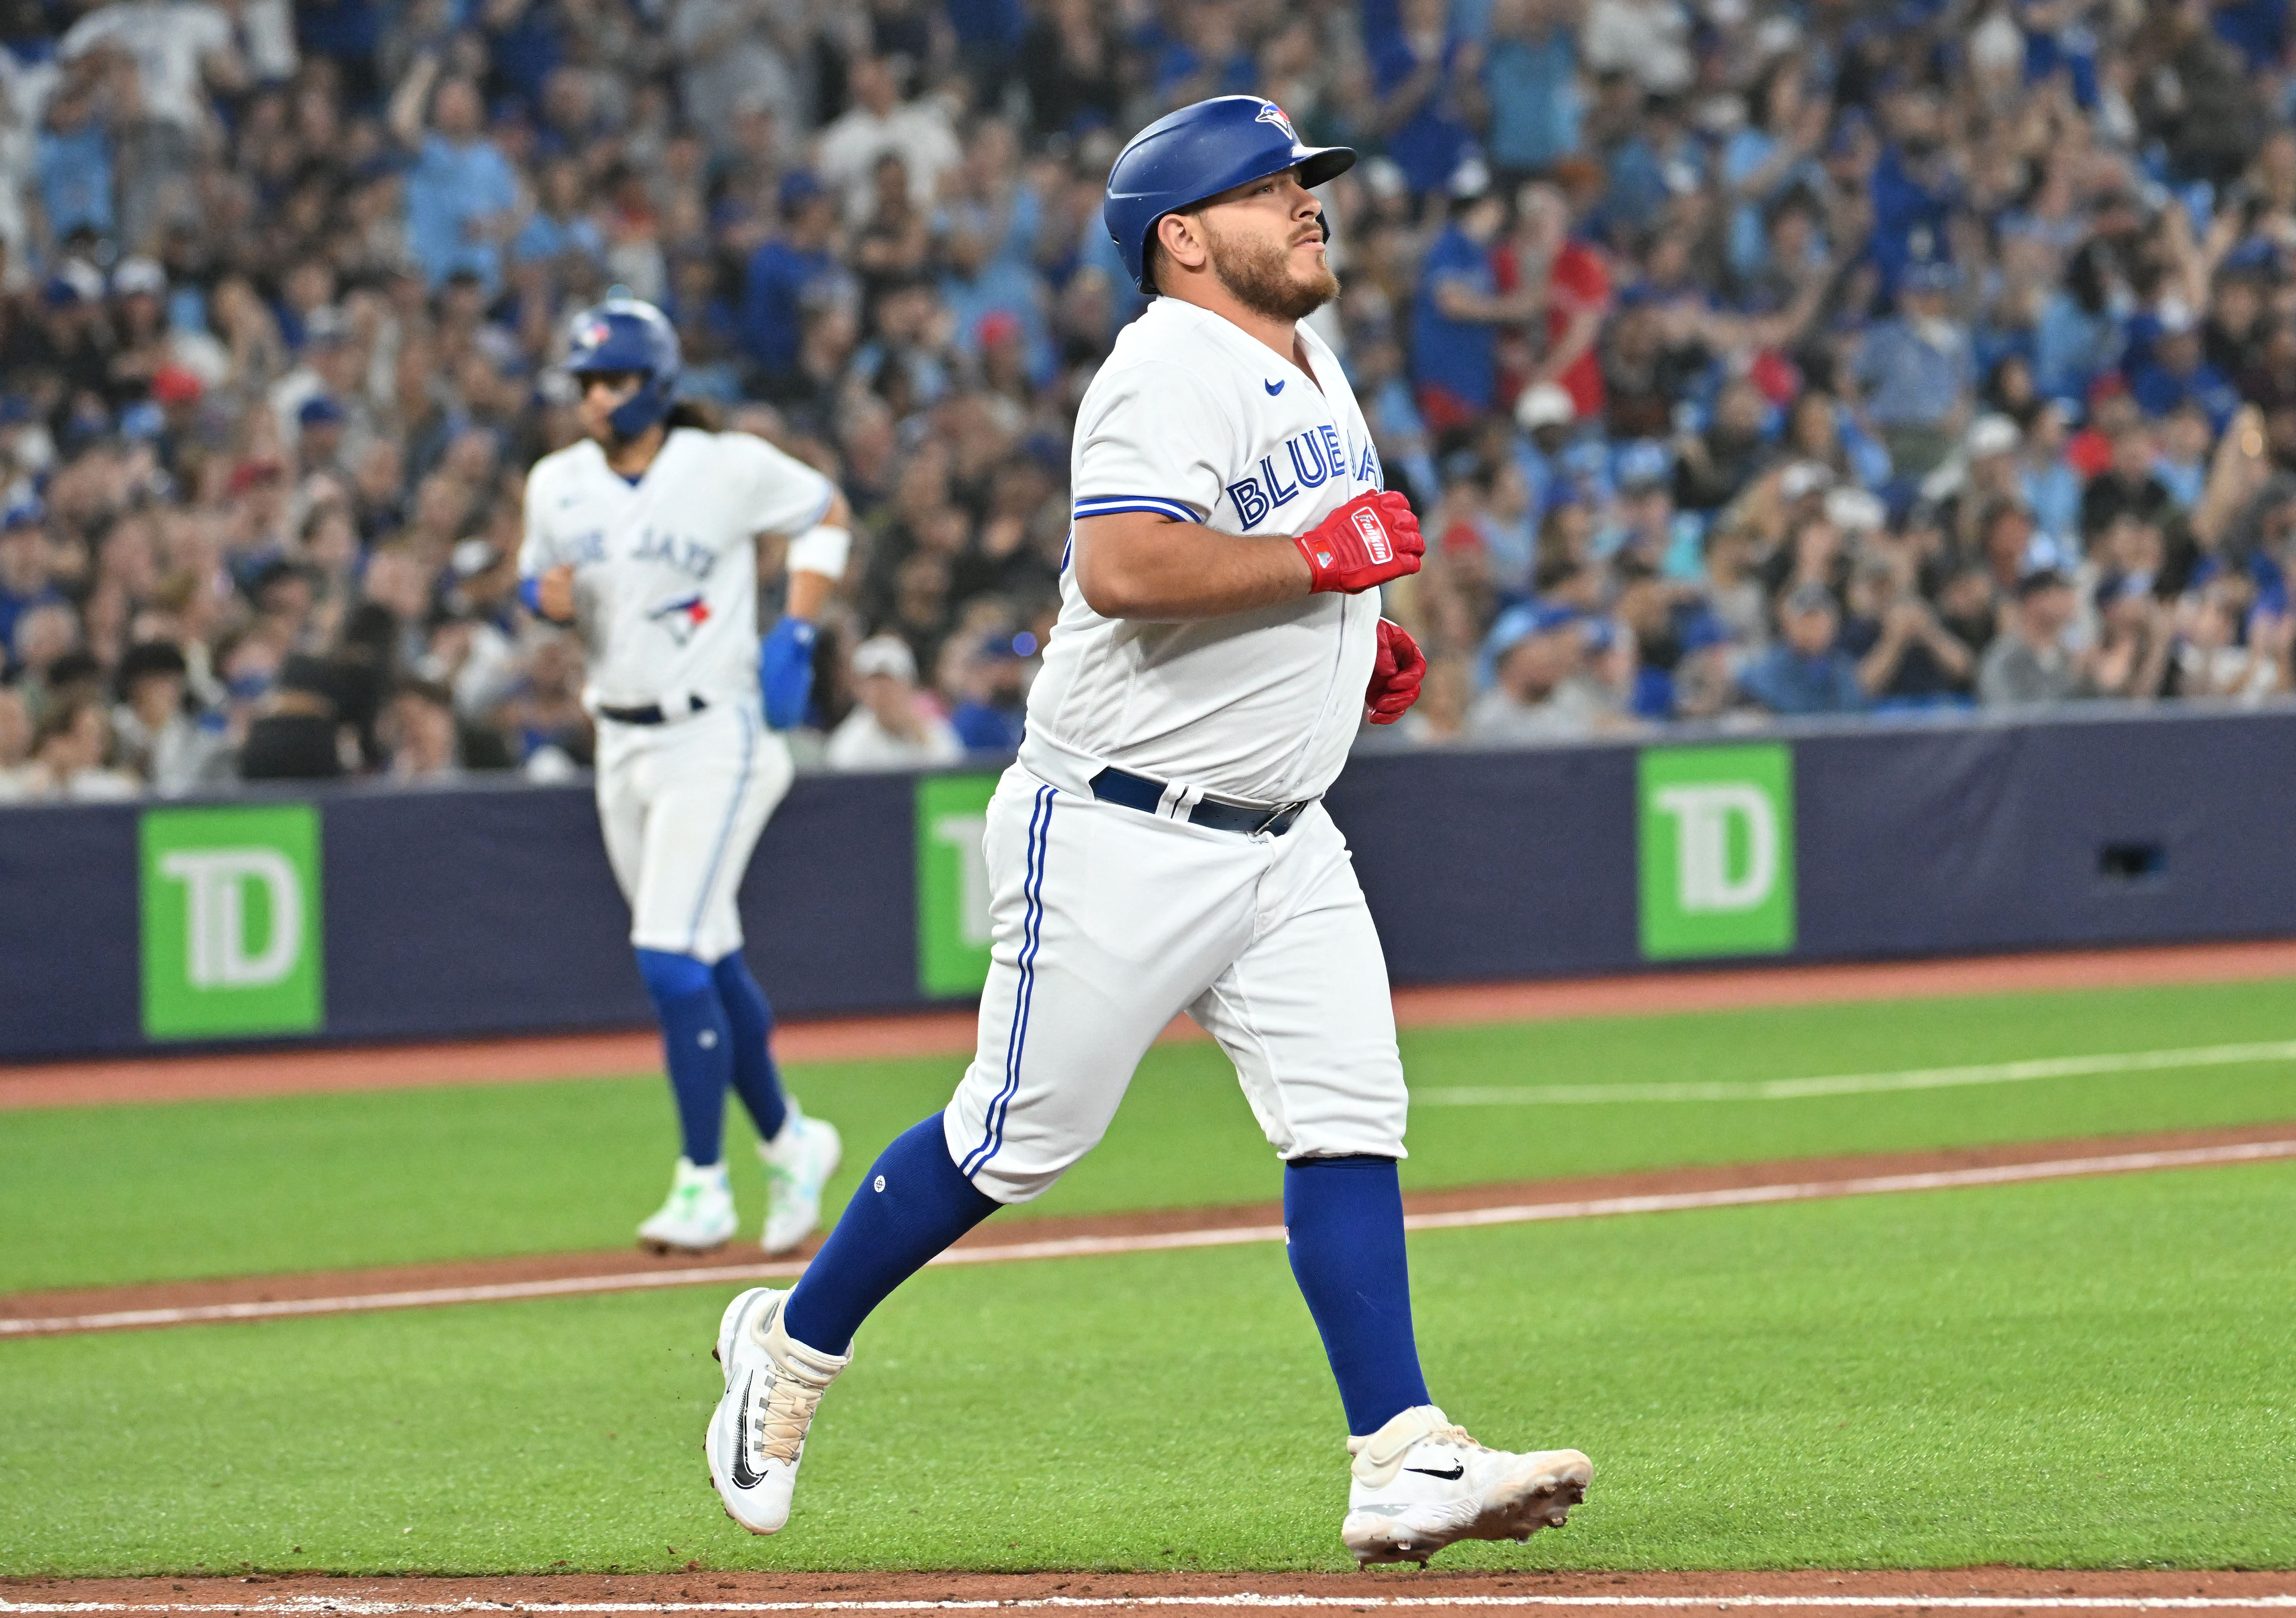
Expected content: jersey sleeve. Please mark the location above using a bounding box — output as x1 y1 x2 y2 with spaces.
722 430 837 542
1070 360 1236 527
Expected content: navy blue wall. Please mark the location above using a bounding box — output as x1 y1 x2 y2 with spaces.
2 707 2289 1062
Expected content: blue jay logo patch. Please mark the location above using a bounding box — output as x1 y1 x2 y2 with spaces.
1255 102 1297 141
648 593 712 645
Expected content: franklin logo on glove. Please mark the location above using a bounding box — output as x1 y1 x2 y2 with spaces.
1350 508 1393 564
1292 490 1423 594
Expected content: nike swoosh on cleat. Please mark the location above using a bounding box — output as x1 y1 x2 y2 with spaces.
729 1370 765 1489
1405 1463 1466 1480
1264 379 1284 395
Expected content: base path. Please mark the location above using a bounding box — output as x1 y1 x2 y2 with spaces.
7 939 2296 1113
4 1569 2293 1615
8 1124 2293 1339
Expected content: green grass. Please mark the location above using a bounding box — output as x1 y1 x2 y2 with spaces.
5 1163 2292 1574
7 978 2296 1294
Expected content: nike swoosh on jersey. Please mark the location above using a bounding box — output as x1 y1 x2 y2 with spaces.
1264 379 1285 395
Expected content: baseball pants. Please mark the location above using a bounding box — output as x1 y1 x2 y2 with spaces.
942 764 1408 1203
594 701 794 962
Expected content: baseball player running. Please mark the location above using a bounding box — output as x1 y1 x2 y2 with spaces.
520 296 844 1257
702 99 1593 1563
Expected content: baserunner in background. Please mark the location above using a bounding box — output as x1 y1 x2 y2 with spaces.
519 295 845 1256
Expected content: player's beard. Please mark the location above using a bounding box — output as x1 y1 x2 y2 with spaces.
1205 220 1339 322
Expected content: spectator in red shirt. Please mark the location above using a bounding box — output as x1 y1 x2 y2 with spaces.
1491 177 1611 422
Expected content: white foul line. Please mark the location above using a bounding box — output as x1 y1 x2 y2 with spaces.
5 1596 2296 1613
5 1140 2293 1340
1414 1039 2296 1107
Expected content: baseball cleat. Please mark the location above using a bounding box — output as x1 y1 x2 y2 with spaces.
638 1157 738 1253
759 1102 841 1255
705 1286 849 1534
1339 1404 1591 1566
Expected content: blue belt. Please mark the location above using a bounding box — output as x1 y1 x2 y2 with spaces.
1089 767 1311 837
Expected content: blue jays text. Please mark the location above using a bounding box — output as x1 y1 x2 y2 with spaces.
1225 426 1385 530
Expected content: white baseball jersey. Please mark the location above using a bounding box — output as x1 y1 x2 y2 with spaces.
933 294 1408 1208
1020 295 1387 807
519 427 834 717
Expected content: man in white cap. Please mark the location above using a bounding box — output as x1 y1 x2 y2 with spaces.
824 633 963 770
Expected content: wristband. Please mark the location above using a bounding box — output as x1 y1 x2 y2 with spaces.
788 524 851 581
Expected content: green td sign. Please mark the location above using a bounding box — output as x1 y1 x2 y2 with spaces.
140 804 325 1039
1636 744 1796 960
915 773 1000 997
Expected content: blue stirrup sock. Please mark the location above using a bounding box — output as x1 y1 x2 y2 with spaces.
711 950 789 1143
635 948 733 1167
1285 1154 1433 1436
782 1115 1000 1355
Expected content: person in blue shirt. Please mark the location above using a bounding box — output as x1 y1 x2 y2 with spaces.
1740 583 1869 715
37 82 113 244
2129 305 2241 434
389 61 520 294
0 497 60 660
1410 169 1543 435
1367 0 1479 197
948 632 1030 754
743 173 843 382
1481 0 1578 179
1855 260 1975 478
938 207 1054 389
2033 238 2125 400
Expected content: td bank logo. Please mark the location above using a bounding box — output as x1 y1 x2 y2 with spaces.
140 805 325 1039
1637 744 1796 960
915 773 999 997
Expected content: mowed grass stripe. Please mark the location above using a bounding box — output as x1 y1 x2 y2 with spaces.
11 1139 2296 1339
13 976 2296 1294
6 1163 2294 1574
1415 1039 2296 1106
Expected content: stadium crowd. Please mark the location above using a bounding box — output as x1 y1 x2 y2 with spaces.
4 0 2296 799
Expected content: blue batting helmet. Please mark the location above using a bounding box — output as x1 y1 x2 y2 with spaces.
1104 97 1355 294
564 296 682 439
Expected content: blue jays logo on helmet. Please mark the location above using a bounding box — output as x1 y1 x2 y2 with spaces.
1103 95 1356 294
565 296 683 440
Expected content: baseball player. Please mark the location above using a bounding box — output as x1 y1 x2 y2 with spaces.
519 296 845 1257
702 99 1593 1563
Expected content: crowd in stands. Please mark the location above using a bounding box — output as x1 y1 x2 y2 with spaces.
5 0 2296 800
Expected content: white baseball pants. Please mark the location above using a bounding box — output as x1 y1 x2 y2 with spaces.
942 764 1408 1203
594 701 794 962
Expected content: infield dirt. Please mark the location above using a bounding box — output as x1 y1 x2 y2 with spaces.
5 1568 2293 1614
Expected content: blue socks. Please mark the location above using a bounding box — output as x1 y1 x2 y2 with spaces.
636 948 734 1165
1285 1155 1432 1435
782 1115 1000 1355
712 950 789 1143
637 948 794 1164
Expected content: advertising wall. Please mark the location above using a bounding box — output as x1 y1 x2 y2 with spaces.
3 706 2289 1063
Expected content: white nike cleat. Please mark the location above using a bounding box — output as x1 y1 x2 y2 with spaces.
1340 1404 1592 1566
705 1286 849 1534
759 1101 841 1255
638 1157 739 1253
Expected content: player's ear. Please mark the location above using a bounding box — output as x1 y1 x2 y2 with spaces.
1155 211 1211 279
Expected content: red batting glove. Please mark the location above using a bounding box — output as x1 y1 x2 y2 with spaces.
1365 617 1426 725
1292 490 1425 594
